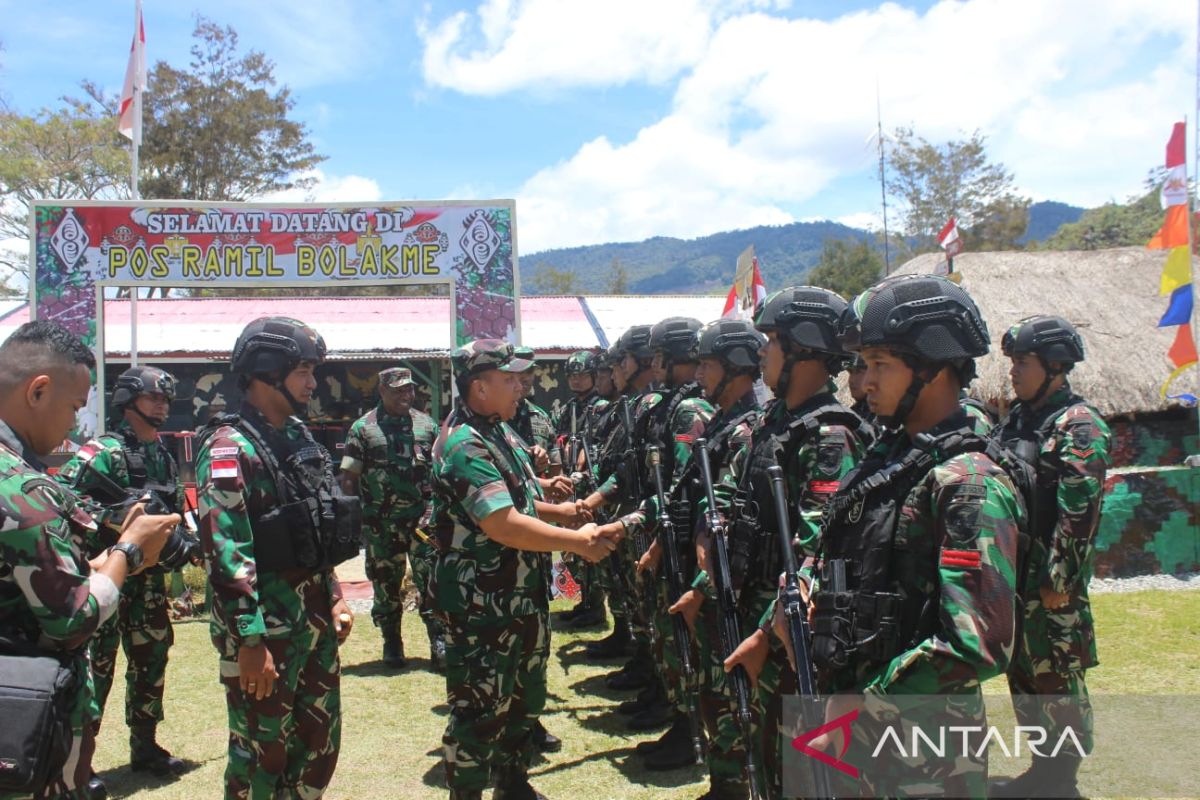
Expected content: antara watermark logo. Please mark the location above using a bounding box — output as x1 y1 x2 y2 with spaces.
790 709 1087 774
869 723 1088 760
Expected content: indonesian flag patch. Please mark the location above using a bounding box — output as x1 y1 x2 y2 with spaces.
211 459 240 480
940 549 981 569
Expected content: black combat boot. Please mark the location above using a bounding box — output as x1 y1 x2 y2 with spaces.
634 710 688 755
605 646 654 690
642 713 703 770
585 617 631 660
382 623 407 668
626 697 673 731
532 719 562 753
129 723 186 776
695 778 751 800
618 682 662 716
492 767 549 800
87 772 108 799
568 596 606 630
993 752 1083 799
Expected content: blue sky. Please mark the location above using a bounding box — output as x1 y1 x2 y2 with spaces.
0 0 1193 254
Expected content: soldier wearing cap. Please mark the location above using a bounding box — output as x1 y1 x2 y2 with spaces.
429 338 620 800
339 367 440 670
195 317 359 799
57 366 190 792
508 346 559 477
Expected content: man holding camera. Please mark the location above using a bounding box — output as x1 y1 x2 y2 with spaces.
0 321 178 799
57 366 191 790
196 317 357 800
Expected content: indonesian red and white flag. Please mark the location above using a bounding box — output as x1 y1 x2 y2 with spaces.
722 245 768 319
118 1 146 143
937 217 963 258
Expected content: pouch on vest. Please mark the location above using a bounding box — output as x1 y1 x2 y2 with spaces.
322 492 362 566
254 497 321 571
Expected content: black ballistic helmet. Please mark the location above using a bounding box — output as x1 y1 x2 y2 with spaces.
839 275 989 362
564 350 598 375
755 287 848 355
840 275 989 426
1001 316 1085 365
697 319 765 372
231 317 327 378
111 366 177 410
649 317 703 362
610 325 655 363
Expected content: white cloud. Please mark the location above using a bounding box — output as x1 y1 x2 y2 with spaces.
418 0 773 95
834 212 883 231
259 170 383 204
425 0 1194 251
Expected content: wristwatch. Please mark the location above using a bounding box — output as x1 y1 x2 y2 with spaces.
111 541 145 573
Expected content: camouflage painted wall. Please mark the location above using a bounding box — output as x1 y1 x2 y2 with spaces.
1108 415 1199 469
1096 466 1200 577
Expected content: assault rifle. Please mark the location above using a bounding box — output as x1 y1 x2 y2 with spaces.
695 438 764 800
648 445 705 766
766 464 833 799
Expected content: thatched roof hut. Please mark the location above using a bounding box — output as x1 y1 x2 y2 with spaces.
892 247 1199 418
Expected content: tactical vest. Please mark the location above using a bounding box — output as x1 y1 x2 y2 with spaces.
992 394 1080 544
728 397 872 593
198 412 361 573
111 429 181 514
811 426 1033 680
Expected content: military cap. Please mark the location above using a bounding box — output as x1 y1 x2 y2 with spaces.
379 367 415 388
510 345 537 372
450 339 532 379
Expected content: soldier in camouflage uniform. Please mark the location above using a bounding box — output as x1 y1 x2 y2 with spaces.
708 288 871 797
657 318 767 798
553 350 610 631
196 317 358 800
579 327 659 685
338 367 439 670
0 321 177 800
598 317 714 765
56 366 190 791
509 346 559 478
993 315 1111 799
428 338 618 800
735 276 1028 798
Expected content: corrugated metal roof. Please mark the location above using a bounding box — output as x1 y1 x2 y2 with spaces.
580 295 728 347
0 294 733 358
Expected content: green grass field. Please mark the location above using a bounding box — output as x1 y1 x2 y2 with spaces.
91 590 1200 799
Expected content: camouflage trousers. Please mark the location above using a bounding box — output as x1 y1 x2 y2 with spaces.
695 584 755 790
652 578 695 718
363 515 432 630
213 575 341 800
90 571 173 729
1008 663 1094 753
740 584 788 799
441 611 549 793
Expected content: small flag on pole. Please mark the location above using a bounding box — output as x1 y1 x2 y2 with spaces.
721 245 767 320
118 1 146 144
937 217 963 258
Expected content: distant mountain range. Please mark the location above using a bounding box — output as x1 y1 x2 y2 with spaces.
521 200 1084 295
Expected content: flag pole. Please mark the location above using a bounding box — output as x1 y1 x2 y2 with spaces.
129 0 142 369
1192 0 1200 456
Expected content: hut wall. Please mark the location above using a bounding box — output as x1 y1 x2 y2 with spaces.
1108 414 1199 469
1096 466 1200 577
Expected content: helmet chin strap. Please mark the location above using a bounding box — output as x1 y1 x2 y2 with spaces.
1030 356 1062 406
879 359 935 427
274 379 308 415
128 405 166 429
